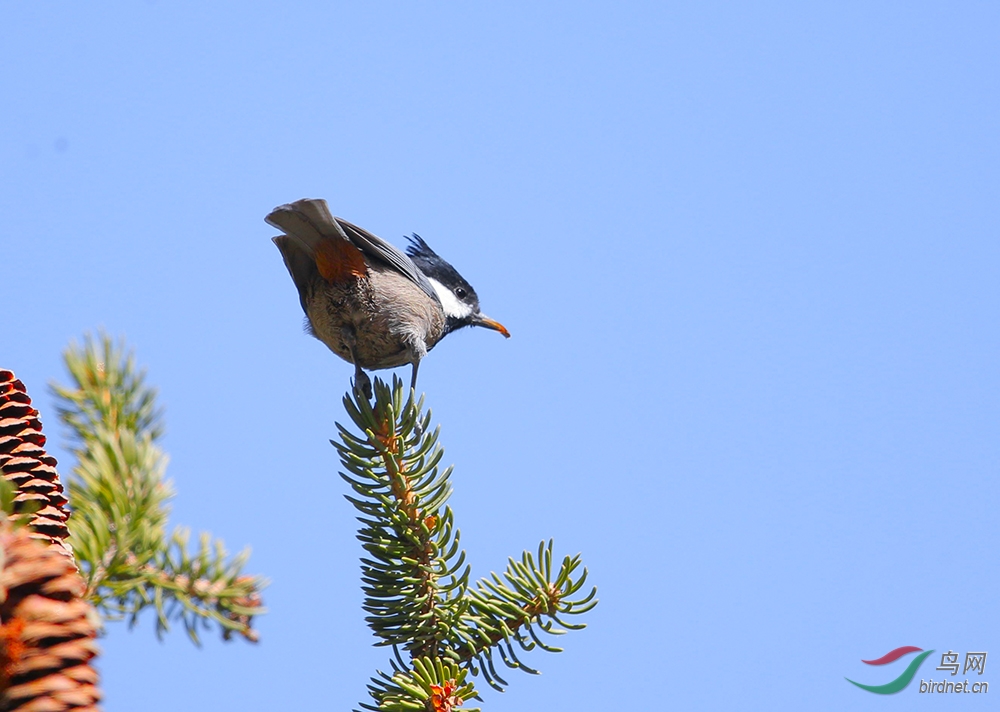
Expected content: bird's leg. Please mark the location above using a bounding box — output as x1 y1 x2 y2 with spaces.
409 361 420 394
341 326 372 400
410 360 423 438
406 342 426 437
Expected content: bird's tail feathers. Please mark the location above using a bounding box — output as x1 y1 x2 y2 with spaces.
265 198 348 255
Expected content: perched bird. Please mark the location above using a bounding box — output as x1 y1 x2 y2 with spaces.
268 198 509 398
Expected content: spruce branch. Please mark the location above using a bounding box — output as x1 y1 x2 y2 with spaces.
50 333 265 643
336 377 597 710
335 379 462 659
365 656 479 712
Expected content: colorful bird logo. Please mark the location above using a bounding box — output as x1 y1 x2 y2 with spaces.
846 646 934 694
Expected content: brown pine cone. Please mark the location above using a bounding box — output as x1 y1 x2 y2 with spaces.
0 523 101 712
0 371 71 555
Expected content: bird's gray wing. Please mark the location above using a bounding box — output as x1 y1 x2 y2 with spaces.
266 199 440 305
335 217 441 305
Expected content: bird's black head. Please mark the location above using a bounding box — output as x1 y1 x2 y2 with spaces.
406 234 510 338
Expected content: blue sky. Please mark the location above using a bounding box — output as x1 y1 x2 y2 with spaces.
3 2 998 710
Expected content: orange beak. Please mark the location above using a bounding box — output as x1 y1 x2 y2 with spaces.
473 315 510 338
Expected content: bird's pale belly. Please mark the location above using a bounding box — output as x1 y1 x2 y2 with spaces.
305 271 445 370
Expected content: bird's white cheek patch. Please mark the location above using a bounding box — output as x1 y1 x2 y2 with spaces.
428 278 474 320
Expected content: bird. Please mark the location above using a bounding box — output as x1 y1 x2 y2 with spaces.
267 198 509 399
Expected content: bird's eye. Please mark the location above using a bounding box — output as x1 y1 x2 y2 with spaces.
455 287 467 299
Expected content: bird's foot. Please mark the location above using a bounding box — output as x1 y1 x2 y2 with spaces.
353 370 372 400
402 380 422 438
